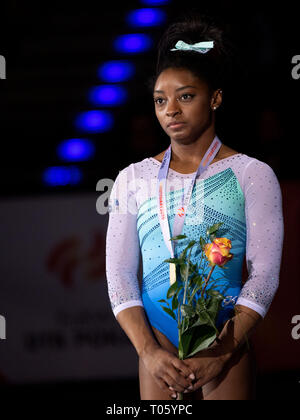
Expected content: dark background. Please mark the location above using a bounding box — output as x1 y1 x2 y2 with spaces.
0 0 299 403
0 0 299 197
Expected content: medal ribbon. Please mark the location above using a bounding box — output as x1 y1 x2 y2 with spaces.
157 136 222 273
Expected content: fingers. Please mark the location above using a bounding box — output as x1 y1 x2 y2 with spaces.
163 367 194 394
192 378 205 391
163 374 190 398
171 357 195 382
154 376 179 399
149 349 196 395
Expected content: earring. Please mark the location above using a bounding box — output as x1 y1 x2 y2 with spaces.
213 106 217 110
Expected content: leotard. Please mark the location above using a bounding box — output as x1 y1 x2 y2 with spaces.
105 152 284 348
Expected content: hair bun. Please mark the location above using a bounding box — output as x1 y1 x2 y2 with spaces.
149 11 237 93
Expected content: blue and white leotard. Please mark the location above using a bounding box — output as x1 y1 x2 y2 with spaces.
105 152 284 348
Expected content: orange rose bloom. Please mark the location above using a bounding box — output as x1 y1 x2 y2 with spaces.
204 237 233 267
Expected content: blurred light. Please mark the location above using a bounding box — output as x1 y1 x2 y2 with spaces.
57 138 95 162
126 8 166 27
75 110 114 132
43 166 82 186
114 33 153 54
140 0 171 5
88 85 128 106
98 60 135 82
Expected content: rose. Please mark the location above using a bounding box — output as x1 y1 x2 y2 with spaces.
204 238 233 267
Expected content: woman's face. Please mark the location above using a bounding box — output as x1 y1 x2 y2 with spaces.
153 67 217 143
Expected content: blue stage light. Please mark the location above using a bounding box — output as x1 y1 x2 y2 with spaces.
75 110 114 132
140 0 171 5
126 8 166 27
114 33 153 54
98 60 135 82
57 138 95 162
88 85 128 106
43 166 82 186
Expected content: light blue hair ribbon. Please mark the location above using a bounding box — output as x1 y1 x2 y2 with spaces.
170 40 214 54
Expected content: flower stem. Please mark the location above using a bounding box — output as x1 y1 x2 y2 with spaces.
201 265 216 298
177 349 184 400
177 392 184 400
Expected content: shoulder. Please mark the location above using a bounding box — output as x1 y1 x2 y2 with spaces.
152 151 165 162
239 155 282 202
241 155 280 180
113 158 157 184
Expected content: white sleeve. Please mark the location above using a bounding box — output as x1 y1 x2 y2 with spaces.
105 164 144 318
236 159 284 318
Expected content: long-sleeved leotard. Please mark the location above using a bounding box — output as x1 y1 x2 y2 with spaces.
105 152 284 348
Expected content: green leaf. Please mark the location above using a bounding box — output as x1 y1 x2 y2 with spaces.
178 324 216 358
164 257 180 264
187 240 196 248
179 240 196 262
179 329 194 357
189 273 198 284
204 309 220 335
174 285 183 298
196 297 206 312
199 237 206 250
170 234 187 241
194 275 204 288
172 296 179 311
167 281 179 299
206 289 225 299
190 312 210 328
180 264 189 279
206 222 223 236
189 261 198 274
179 247 188 261
189 286 201 303
181 304 195 318
158 299 168 304
183 325 217 358
161 306 176 320
205 293 224 323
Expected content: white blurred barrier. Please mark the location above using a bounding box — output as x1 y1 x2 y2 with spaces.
0 193 139 384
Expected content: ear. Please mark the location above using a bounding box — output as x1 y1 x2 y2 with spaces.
210 89 223 110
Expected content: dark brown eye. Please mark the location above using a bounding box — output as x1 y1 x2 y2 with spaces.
154 97 165 105
181 93 194 101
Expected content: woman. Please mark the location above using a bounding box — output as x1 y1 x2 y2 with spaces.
105 13 284 400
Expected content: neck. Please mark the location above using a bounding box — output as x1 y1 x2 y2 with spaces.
170 127 220 164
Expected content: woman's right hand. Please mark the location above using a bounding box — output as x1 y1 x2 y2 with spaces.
140 345 195 397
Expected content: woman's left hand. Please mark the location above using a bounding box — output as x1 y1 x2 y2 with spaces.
180 346 228 393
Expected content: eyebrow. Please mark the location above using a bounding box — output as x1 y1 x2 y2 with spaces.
153 85 197 94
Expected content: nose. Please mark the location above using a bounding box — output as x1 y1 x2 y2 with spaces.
166 109 181 117
166 98 181 117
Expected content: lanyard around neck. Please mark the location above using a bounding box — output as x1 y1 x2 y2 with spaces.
157 136 222 258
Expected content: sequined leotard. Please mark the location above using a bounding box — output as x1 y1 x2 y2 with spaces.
105 153 284 348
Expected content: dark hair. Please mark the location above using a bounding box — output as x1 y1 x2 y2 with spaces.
148 12 238 94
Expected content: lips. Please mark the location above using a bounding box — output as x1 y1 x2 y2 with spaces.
167 121 186 128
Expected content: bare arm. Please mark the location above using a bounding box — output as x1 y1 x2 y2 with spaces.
214 304 262 362
116 306 160 357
